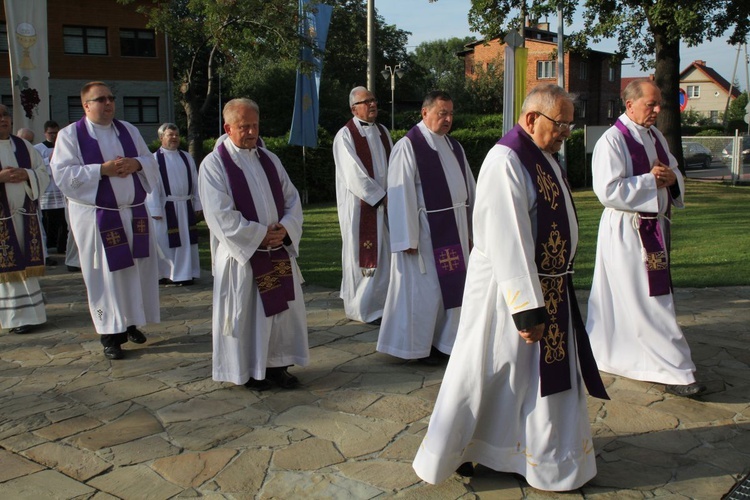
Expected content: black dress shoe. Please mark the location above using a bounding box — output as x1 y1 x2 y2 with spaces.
665 382 706 397
9 324 35 334
173 279 194 286
104 345 124 360
67 265 81 272
45 257 58 266
158 278 172 285
456 462 475 477
266 367 300 389
126 326 147 344
244 377 272 391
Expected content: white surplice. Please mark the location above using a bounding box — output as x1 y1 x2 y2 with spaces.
198 140 308 385
332 120 392 323
51 119 160 334
586 113 695 385
146 147 202 282
0 139 49 329
377 121 476 359
413 143 597 492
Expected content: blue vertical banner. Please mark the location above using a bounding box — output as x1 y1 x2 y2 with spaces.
289 1 333 148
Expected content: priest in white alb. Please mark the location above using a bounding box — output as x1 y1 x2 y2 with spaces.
377 90 476 365
332 86 392 324
147 123 202 286
51 82 160 360
413 85 608 491
199 98 308 392
0 105 49 334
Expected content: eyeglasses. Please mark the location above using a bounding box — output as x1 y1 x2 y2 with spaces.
535 111 575 131
353 98 378 106
86 95 116 104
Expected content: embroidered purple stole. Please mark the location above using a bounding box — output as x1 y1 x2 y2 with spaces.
155 149 198 248
406 126 468 310
76 119 149 272
613 120 672 296
498 125 608 399
0 136 45 282
345 119 391 272
217 143 295 317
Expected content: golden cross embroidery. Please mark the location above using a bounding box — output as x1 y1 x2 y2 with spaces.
438 248 460 272
362 240 373 249
135 219 147 233
274 260 292 276
257 274 279 291
105 231 121 246
646 251 668 271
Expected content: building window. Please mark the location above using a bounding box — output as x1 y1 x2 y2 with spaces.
608 64 616 82
576 100 587 119
120 29 156 57
537 60 557 79
124 97 159 123
607 100 617 119
579 61 588 80
67 97 84 123
486 62 494 72
687 85 700 98
64 26 108 55
710 110 719 122
0 24 7 53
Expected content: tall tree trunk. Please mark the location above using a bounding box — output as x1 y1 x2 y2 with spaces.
183 99 205 164
653 30 684 174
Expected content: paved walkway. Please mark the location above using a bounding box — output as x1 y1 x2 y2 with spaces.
1 260 749 499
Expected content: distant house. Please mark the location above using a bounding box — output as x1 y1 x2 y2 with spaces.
458 24 621 126
679 60 741 123
0 0 171 140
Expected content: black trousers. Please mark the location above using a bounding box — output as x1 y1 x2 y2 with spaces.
42 208 68 253
100 331 128 348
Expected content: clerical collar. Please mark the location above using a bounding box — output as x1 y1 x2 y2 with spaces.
359 120 375 127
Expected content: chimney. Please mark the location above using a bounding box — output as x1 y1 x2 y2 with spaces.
694 60 706 66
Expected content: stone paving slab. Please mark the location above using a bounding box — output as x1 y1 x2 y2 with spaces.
0 263 749 498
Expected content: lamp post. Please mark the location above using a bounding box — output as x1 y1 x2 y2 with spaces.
381 63 404 130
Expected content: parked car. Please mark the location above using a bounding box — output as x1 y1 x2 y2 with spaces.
721 136 750 166
682 141 713 169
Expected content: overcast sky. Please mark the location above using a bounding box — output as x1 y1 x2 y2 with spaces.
374 0 748 91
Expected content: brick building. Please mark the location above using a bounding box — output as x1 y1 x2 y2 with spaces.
458 25 622 126
0 0 171 140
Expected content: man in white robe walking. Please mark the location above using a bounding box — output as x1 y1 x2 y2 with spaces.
413 84 608 491
332 86 392 324
199 98 308 391
52 82 160 360
0 106 49 334
586 79 705 397
377 90 476 364
147 123 202 286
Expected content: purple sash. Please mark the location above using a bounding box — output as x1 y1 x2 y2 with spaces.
76 118 150 272
613 119 672 296
0 136 45 282
344 119 391 272
155 149 198 248
217 143 295 317
498 125 608 399
406 126 469 310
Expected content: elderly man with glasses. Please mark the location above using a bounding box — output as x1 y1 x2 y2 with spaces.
332 86 393 324
51 81 160 360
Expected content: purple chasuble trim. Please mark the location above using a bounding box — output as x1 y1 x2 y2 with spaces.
344 119 391 271
0 136 45 282
613 119 672 296
217 143 294 317
76 118 150 272
406 126 468 310
156 149 198 248
498 125 608 399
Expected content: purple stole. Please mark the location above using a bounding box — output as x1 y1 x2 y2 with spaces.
613 119 672 296
155 149 198 248
217 143 295 317
0 136 45 282
76 118 150 272
344 119 391 272
406 126 468 310
498 125 608 399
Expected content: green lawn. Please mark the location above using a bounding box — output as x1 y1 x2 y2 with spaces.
199 180 750 290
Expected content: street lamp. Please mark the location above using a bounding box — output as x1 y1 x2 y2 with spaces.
381 63 404 130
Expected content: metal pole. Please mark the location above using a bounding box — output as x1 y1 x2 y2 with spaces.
556 3 567 171
390 72 395 130
367 0 375 92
